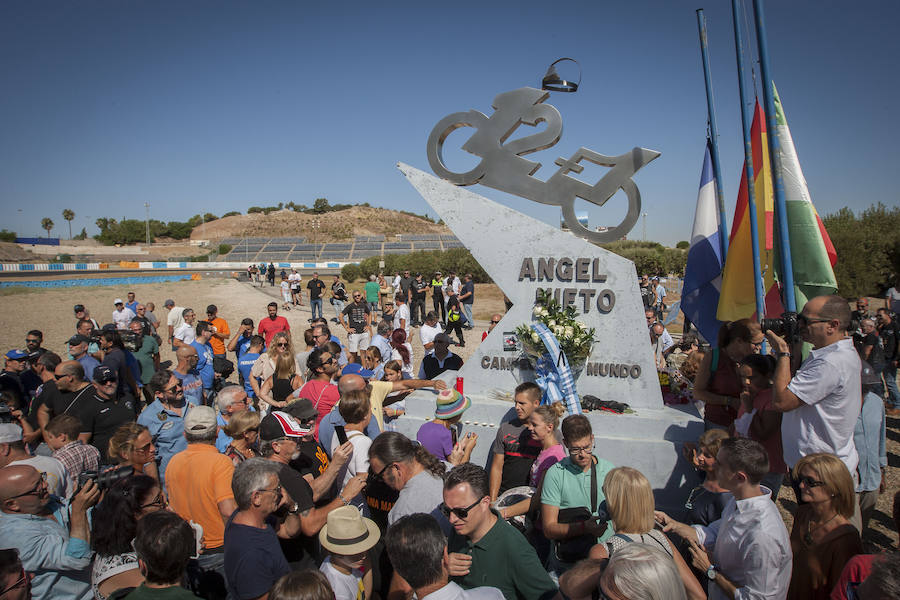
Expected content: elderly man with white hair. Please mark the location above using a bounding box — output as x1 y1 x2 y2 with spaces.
214 384 252 453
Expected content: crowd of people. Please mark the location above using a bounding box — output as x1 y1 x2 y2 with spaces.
0 279 898 600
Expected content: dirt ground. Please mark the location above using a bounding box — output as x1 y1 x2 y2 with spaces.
0 278 896 550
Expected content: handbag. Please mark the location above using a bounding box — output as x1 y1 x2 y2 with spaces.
554 459 599 563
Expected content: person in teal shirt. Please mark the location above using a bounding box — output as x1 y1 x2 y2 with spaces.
540 414 615 579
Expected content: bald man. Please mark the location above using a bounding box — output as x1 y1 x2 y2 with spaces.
0 465 100 600
317 373 448 455
173 345 203 406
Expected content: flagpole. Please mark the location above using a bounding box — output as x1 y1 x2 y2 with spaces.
752 0 796 313
731 0 766 321
696 9 729 262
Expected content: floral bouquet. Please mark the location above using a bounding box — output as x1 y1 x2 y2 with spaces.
515 290 596 414
515 289 596 370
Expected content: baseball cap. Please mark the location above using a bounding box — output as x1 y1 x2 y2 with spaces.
184 405 217 437
341 363 374 378
0 423 23 444
164 299 175 307
67 334 90 346
4 350 28 361
433 332 451 344
259 411 311 442
283 399 318 422
92 365 117 384
113 298 124 305
73 304 85 314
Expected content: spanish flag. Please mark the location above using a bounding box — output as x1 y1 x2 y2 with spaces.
716 102 778 322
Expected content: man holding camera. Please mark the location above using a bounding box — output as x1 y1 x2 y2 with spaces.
765 295 861 506
0 463 101 600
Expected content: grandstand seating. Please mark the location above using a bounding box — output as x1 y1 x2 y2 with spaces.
221 232 465 262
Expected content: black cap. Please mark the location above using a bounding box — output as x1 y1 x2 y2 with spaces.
93 365 117 384
283 398 318 421
67 334 90 346
73 304 85 314
206 304 217 315
241 317 253 326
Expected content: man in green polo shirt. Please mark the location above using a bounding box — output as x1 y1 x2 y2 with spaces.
444 463 557 600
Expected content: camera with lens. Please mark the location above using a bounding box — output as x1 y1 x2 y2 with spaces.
0 404 14 424
76 465 134 493
760 311 801 345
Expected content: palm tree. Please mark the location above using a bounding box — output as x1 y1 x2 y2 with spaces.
40 217 54 238
62 209 75 239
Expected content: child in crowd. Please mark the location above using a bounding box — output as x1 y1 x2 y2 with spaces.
281 275 293 311
380 359 407 431
733 353 786 497
318 505 380 600
330 389 372 511
45 414 100 492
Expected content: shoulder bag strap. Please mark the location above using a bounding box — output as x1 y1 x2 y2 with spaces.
589 459 598 514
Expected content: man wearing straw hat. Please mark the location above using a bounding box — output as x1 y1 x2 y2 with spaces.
318 505 381 600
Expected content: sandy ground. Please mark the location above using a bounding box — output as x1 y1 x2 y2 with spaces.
0 277 896 551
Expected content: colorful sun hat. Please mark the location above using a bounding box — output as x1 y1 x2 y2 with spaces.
434 389 471 419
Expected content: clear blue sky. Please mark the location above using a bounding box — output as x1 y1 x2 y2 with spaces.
2 0 896 245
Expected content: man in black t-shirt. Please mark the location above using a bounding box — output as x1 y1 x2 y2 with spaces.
339 291 372 362
398 270 414 302
854 318 883 367
69 365 138 461
639 274 653 309
488 382 544 499
307 272 327 322
411 274 428 327
877 308 900 415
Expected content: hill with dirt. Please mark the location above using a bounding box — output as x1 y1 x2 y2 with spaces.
0 242 40 262
191 207 451 241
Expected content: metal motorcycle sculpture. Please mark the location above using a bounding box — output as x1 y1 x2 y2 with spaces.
426 87 659 244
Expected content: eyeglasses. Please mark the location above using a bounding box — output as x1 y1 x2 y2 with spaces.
10 472 46 498
0 567 27 596
165 382 183 394
140 492 167 509
25 338 40 344
567 444 593 455
257 485 283 497
490 320 500 324
439 496 485 520
797 475 826 488
797 314 832 326
54 373 71 380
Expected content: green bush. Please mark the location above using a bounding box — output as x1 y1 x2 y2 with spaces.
222 211 241 218
823 203 900 298
355 248 489 283
676 240 690 249
341 264 362 282
218 244 233 255
0 229 16 242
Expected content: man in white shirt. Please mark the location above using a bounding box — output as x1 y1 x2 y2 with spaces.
765 295 861 486
173 308 197 349
656 438 791 600
164 299 185 350
111 299 136 330
393 293 410 338
385 512 504 600
288 268 302 306
420 312 444 351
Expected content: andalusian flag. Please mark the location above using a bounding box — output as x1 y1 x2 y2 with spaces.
717 102 777 322
771 85 838 308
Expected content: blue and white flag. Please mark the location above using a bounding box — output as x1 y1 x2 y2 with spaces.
681 142 724 346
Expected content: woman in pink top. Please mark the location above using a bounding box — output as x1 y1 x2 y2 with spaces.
498 402 567 521
735 353 787 497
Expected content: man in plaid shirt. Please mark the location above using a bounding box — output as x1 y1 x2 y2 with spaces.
46 414 99 490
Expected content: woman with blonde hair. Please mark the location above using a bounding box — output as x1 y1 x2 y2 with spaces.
587 467 705 600
249 330 302 407
693 318 763 430
260 349 303 410
108 423 159 482
380 359 407 430
787 453 862 600
223 410 262 465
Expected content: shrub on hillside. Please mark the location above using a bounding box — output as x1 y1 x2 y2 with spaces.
341 264 362 282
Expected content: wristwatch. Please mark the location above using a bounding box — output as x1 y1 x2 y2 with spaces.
706 565 717 581
287 502 300 515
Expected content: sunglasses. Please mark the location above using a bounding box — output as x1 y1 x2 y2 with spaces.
25 338 40 344
370 461 395 483
10 472 46 498
165 382 183 394
134 441 153 454
490 320 500 324
276 342 290 348
54 373 71 380
140 492 167 509
439 496 485 520
797 475 826 489
97 379 117 385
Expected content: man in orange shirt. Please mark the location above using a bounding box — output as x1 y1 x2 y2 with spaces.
165 405 237 598
206 304 231 360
